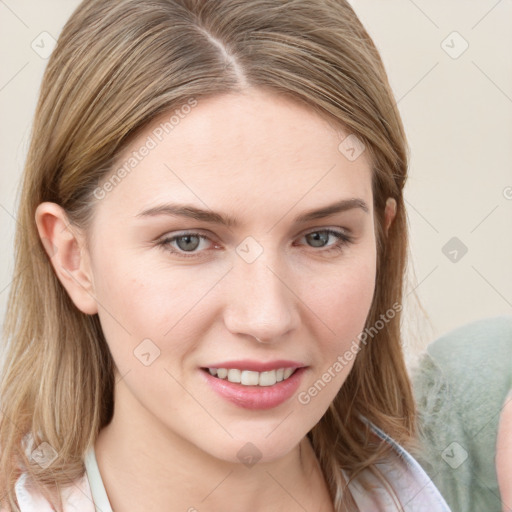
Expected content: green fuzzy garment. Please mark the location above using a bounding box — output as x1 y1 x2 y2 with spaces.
411 316 512 512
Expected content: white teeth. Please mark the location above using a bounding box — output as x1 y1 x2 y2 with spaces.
241 370 259 386
283 368 294 379
217 368 228 379
259 371 276 386
207 367 297 386
227 368 241 383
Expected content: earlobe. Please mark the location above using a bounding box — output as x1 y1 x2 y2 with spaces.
384 198 397 235
34 202 98 315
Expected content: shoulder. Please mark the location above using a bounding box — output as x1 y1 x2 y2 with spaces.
412 316 512 441
410 317 512 511
11 471 94 512
424 315 512 379
349 421 451 511
413 315 512 432
6 435 95 512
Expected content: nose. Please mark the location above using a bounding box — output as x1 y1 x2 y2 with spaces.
223 253 300 344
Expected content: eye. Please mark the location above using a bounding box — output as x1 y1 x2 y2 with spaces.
155 228 354 259
298 229 353 255
156 232 216 258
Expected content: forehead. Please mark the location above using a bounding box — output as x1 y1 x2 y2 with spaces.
96 88 373 222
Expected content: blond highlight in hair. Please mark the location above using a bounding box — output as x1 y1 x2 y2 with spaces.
0 1 414 510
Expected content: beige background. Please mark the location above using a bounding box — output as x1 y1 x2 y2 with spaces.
1 1 511 363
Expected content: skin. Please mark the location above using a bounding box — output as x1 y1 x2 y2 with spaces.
36 87 396 512
497 391 512 512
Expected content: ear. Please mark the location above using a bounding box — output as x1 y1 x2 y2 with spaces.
34 202 98 315
384 198 397 236
496 392 512 508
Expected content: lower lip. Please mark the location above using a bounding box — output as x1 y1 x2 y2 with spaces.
201 368 307 410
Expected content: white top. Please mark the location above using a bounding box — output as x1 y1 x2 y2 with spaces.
12 424 451 511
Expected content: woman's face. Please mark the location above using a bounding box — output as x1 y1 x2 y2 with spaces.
79 88 378 462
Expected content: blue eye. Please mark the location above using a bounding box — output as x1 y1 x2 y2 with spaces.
156 229 353 259
157 233 213 257
301 229 353 252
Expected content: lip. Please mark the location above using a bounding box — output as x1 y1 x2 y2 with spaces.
200 366 307 410
203 359 305 372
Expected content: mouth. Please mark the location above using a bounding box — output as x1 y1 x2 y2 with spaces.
200 362 307 409
202 367 298 387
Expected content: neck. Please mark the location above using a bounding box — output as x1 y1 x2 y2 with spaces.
94 380 334 512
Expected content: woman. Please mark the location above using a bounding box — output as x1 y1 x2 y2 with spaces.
0 1 450 510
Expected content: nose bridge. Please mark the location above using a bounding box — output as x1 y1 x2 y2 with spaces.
224 245 298 342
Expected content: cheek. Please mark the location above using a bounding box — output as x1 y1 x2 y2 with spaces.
295 251 377 405
88 247 167 356
90 250 228 371
91 244 183 330
307 252 377 343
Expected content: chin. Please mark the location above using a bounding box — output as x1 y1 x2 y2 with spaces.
213 418 316 465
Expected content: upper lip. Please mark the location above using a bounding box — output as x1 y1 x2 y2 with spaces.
202 359 306 372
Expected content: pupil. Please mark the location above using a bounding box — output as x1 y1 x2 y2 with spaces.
306 232 328 248
177 235 200 251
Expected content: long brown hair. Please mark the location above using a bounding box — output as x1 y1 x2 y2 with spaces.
0 1 414 510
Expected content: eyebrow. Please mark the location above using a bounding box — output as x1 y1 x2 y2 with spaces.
135 198 369 227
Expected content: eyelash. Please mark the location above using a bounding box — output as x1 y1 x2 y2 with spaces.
155 229 354 259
